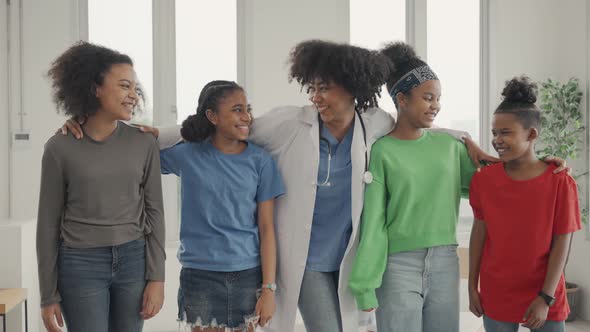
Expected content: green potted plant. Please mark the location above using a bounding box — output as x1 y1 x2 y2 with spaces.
536 77 588 322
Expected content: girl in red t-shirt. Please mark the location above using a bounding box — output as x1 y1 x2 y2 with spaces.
468 76 582 332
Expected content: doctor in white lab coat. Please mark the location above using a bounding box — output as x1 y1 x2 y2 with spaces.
248 104 393 332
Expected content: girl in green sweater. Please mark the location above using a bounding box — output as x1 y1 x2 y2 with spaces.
348 42 477 332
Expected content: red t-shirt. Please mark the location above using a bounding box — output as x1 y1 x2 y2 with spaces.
469 163 581 322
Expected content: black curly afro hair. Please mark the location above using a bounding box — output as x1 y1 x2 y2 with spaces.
48 41 144 118
495 75 541 130
288 39 392 111
381 42 430 94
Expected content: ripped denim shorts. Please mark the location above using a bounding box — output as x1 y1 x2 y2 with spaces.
178 266 261 331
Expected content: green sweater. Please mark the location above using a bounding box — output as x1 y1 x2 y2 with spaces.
349 131 476 310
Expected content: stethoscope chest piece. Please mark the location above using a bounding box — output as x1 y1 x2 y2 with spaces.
363 171 373 184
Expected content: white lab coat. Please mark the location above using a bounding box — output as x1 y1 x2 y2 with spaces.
248 105 393 332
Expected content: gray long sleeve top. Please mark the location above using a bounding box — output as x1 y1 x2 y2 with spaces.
36 122 165 307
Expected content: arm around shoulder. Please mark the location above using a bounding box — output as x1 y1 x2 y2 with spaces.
249 105 302 152
156 124 183 150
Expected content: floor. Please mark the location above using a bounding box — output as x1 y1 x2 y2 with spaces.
290 318 590 332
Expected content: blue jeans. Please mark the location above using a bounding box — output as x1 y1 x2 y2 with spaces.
298 270 343 332
375 245 460 332
58 238 147 332
483 315 565 332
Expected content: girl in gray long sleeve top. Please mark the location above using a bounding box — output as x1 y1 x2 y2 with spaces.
37 42 165 332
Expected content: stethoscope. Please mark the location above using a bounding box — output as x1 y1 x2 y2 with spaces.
317 109 372 186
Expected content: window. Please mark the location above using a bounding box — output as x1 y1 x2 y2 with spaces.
427 0 480 142
88 0 153 124
427 0 480 246
175 0 237 124
349 0 405 115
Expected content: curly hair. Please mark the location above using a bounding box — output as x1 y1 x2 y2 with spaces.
181 80 244 142
495 75 541 130
381 42 430 94
288 40 391 111
48 41 142 118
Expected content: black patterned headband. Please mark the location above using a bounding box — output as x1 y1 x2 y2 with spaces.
388 65 439 102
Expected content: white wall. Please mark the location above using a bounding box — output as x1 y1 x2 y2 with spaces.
9 0 77 219
0 0 9 220
490 0 590 320
239 0 350 116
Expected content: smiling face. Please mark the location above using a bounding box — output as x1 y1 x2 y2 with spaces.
206 89 252 142
396 79 441 128
307 78 355 125
94 63 139 121
492 112 538 162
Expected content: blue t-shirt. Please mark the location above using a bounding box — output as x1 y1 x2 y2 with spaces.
160 140 284 272
306 123 353 272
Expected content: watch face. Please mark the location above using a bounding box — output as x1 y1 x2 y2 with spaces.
539 292 556 306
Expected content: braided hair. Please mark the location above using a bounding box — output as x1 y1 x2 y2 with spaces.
181 80 244 142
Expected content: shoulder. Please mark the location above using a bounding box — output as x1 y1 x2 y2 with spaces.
551 166 577 187
247 142 276 163
119 122 153 140
43 132 77 156
426 130 461 143
362 107 395 137
162 141 196 154
473 163 503 181
426 131 469 154
119 122 159 148
369 135 394 154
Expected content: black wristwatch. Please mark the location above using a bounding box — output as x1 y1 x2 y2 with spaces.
538 291 556 307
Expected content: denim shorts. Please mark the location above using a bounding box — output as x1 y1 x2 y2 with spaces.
178 266 262 330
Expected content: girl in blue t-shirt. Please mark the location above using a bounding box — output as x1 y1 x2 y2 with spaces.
159 80 284 331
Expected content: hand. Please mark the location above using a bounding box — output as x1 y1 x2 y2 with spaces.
135 124 159 138
57 117 85 139
141 281 164 320
362 308 375 312
522 296 549 329
464 137 500 170
543 156 570 174
41 303 64 332
256 289 275 327
468 287 484 317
